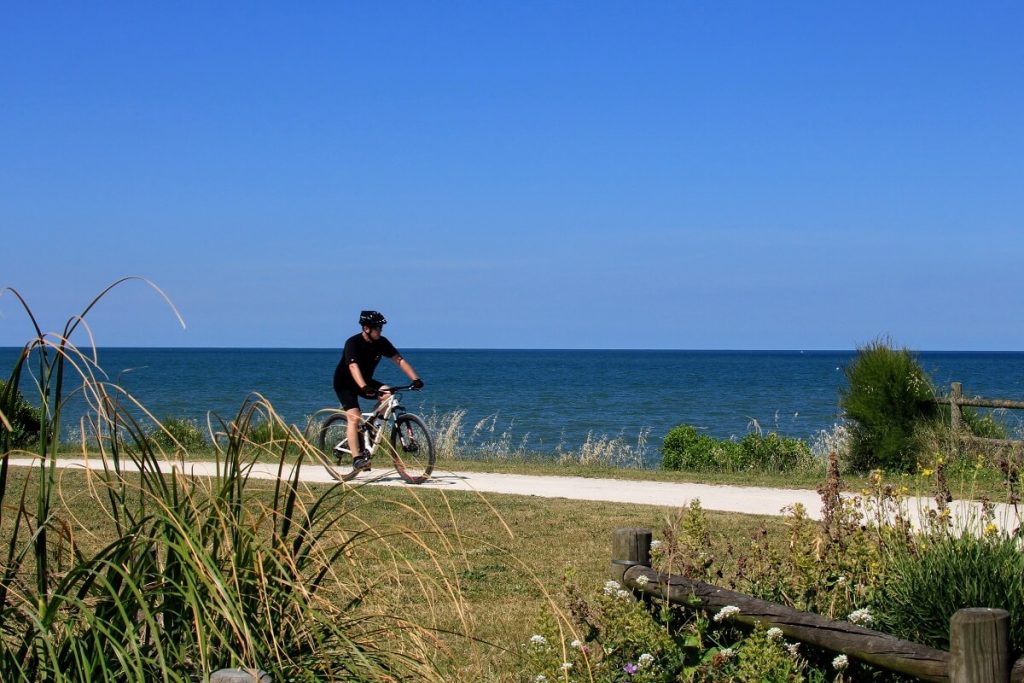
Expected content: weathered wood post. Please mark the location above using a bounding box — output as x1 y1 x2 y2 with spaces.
950 382 964 433
949 608 1010 683
610 527 651 582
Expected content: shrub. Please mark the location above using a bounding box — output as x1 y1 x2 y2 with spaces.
148 416 207 452
840 338 937 473
661 425 724 471
875 532 1024 658
662 425 813 473
0 378 41 449
738 432 813 472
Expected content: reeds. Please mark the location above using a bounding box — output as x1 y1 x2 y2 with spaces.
0 281 470 681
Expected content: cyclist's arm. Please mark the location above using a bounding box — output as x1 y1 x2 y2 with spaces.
348 362 370 390
390 355 421 383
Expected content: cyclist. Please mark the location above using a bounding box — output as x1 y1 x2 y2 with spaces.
332 310 424 470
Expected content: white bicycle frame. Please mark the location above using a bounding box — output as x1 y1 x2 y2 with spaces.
333 392 406 457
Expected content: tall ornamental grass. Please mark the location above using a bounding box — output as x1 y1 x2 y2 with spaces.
0 280 465 682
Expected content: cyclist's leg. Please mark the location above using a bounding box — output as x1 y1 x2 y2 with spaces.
345 407 362 458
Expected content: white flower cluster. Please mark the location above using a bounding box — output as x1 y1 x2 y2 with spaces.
638 653 654 668
570 639 583 650
650 539 663 551
766 627 784 641
713 605 741 622
786 642 800 656
560 662 573 671
616 589 632 600
533 676 547 683
832 654 849 670
847 608 873 627
528 634 547 647
634 574 650 587
603 580 621 596
718 647 735 660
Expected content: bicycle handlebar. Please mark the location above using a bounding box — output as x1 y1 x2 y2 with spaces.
378 383 420 394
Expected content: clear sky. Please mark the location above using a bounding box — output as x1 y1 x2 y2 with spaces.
2 2 1021 350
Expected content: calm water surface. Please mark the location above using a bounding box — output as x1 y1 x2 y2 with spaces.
4 348 1024 456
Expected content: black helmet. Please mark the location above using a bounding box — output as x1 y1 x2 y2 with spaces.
359 310 387 327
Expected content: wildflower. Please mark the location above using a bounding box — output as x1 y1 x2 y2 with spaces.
835 575 847 586
638 653 654 667
529 634 547 647
847 608 873 627
560 662 573 671
634 574 650 587
603 580 621 595
786 642 800 656
713 605 741 622
650 539 663 551
985 522 999 537
832 654 849 670
534 676 547 683
719 648 735 660
570 639 583 650
623 662 639 674
766 627 783 641
922 468 934 477
617 589 632 600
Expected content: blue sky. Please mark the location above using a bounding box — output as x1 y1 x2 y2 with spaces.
2 2 1022 350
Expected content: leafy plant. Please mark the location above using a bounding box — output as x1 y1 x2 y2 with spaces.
661 424 815 474
661 424 731 471
840 338 938 473
875 531 1024 657
0 377 41 448
147 415 208 452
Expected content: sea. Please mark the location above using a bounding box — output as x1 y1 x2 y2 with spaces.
3 348 1024 461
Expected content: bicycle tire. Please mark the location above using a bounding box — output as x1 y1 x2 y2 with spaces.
316 413 362 482
389 413 435 484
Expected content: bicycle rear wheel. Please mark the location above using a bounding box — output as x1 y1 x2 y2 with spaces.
316 413 362 482
389 413 435 484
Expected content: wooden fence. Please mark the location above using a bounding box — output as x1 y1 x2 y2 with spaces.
611 528 1023 683
936 382 1024 450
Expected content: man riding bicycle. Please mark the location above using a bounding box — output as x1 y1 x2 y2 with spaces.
332 310 423 470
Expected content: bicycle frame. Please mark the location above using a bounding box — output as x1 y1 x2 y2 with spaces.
358 391 408 455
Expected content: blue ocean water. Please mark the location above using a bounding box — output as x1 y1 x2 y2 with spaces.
3 347 1024 455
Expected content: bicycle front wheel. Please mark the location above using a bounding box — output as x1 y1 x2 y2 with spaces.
389 414 435 484
316 413 361 482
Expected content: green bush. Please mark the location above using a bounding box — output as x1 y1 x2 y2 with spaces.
840 339 937 473
738 432 813 472
875 533 1024 658
148 416 207 452
661 425 723 471
0 378 41 449
662 425 811 473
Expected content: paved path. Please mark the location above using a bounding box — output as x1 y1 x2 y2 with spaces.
7 457 1022 532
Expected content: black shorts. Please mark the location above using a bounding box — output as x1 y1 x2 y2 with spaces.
334 379 383 411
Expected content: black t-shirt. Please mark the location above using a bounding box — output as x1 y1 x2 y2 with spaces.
332 333 399 391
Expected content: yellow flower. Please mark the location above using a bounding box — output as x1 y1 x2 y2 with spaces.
921 468 933 477
985 523 999 537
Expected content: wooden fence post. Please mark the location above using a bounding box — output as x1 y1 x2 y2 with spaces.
950 382 964 433
949 608 1010 683
610 528 651 583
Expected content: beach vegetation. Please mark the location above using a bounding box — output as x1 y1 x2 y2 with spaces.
840 338 938 473
660 424 816 474
147 415 208 452
0 376 41 449
0 280 472 682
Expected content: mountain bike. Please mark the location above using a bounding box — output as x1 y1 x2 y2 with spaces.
315 384 435 484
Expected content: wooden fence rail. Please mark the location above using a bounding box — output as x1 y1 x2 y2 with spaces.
935 382 1024 448
611 528 1023 683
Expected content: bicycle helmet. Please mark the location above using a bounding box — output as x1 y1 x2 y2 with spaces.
359 310 387 327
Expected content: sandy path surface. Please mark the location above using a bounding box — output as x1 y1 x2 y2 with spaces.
7 457 1021 532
